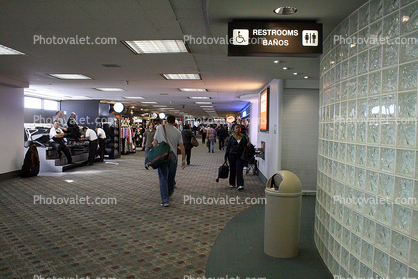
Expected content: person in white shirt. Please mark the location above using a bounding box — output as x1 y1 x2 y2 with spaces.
95 125 107 162
152 115 186 207
82 126 98 165
49 121 73 164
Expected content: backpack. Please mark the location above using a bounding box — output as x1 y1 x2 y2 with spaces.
21 143 40 177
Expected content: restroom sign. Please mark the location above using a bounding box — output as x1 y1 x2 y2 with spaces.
302 30 319 46
228 20 322 57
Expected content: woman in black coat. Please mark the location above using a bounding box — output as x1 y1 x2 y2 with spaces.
224 124 250 191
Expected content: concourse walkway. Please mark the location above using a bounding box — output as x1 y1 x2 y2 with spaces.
0 142 266 278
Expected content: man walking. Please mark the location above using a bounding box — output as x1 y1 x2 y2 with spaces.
152 115 186 207
206 124 217 153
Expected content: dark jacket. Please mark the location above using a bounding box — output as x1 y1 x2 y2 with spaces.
182 130 195 149
224 134 248 160
217 126 228 139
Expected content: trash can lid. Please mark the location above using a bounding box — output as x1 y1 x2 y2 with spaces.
266 170 302 193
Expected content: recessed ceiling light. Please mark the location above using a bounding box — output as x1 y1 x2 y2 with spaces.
274 60 286 64
274 6 297 15
304 76 310 79
293 72 299 75
188 96 211 99
49 74 92 80
0 44 25 55
162 74 201 80
195 102 212 104
179 88 208 92
94 88 125 91
122 40 188 54
122 96 145 99
283 67 290 70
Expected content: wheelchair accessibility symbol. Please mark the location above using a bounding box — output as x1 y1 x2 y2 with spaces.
233 29 249 45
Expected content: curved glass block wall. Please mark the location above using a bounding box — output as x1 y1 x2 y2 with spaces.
316 0 418 278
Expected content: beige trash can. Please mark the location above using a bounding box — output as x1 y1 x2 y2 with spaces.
264 170 302 258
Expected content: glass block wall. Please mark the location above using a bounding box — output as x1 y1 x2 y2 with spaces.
315 0 418 278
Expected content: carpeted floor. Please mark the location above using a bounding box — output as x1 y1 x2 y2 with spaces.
0 142 267 279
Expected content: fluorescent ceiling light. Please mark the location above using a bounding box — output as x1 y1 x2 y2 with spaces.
24 89 63 100
94 88 125 91
162 74 201 80
49 74 92 80
195 102 213 104
65 96 92 99
122 40 188 54
0 44 25 55
188 97 211 99
200 105 214 108
122 96 145 99
141 101 158 104
179 88 208 92
153 105 167 107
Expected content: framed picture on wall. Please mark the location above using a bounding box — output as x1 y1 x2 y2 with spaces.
259 87 269 132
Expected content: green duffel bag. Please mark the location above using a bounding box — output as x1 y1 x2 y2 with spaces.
146 141 171 169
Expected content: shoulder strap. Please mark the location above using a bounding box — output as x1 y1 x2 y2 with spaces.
162 125 168 141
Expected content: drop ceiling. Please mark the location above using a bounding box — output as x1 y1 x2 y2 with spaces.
0 0 367 117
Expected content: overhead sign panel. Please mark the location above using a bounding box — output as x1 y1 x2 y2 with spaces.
228 20 322 57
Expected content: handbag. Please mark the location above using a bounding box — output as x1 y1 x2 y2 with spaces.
216 160 229 182
177 147 181 155
191 137 199 147
146 125 171 169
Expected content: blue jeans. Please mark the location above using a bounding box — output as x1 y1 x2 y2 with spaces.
208 140 215 152
157 151 177 204
144 146 151 165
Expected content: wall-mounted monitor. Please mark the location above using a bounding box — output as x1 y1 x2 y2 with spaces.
259 87 269 132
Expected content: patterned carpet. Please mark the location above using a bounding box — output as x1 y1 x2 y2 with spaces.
0 141 266 279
